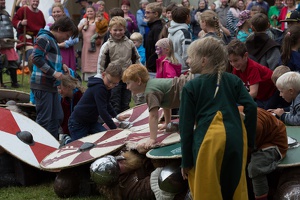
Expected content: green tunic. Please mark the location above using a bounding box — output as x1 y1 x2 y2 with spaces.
179 72 257 199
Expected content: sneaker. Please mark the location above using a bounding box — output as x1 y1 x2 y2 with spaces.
59 135 71 148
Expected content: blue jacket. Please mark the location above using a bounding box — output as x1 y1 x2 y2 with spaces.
71 76 117 129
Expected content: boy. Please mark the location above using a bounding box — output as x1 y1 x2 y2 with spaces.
227 39 277 110
31 16 78 140
123 64 190 149
130 32 146 65
88 10 108 52
145 2 164 73
62 63 130 145
271 72 300 125
96 16 140 114
246 13 280 71
243 107 288 200
168 6 192 74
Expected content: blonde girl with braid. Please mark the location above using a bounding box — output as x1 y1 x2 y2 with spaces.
180 36 257 200
198 10 231 43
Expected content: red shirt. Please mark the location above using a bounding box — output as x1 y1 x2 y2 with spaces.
233 58 276 101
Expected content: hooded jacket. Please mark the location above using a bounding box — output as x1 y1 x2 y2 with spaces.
168 21 192 73
156 56 181 78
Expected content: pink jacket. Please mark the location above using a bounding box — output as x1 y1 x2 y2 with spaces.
156 56 182 78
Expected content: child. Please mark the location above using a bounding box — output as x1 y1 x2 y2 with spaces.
58 74 85 136
281 24 300 71
155 38 181 78
179 37 257 200
227 39 277 109
246 107 288 200
246 13 281 71
271 72 300 125
158 2 177 39
130 32 146 65
122 64 190 149
167 6 192 73
145 2 164 73
88 10 108 52
96 16 140 114
198 10 231 44
62 63 130 145
236 10 253 42
31 16 78 140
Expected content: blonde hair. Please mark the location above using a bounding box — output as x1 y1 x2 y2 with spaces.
155 38 179 64
146 2 163 17
200 10 222 38
109 16 126 29
276 71 300 92
122 64 149 84
61 75 85 93
130 32 143 43
52 2 64 13
271 65 291 84
188 37 227 96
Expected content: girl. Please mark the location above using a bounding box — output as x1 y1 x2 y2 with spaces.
59 74 85 136
198 10 231 44
236 10 253 42
180 37 257 199
155 38 181 78
281 24 300 71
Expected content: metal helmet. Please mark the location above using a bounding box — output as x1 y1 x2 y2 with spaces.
53 169 80 198
90 155 120 186
158 162 188 194
166 122 179 133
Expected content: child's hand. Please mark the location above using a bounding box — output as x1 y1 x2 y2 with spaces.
142 138 156 150
116 113 131 121
181 167 191 180
272 108 285 117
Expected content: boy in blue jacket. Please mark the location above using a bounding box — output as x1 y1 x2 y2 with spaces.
62 63 130 145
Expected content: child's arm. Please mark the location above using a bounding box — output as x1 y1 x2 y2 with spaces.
279 103 300 125
249 83 259 99
144 107 160 149
158 108 171 130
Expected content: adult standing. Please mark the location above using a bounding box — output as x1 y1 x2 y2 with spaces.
76 0 89 20
136 0 149 46
278 0 297 30
268 0 284 28
78 5 100 81
48 0 70 19
46 3 78 71
12 0 46 61
216 0 230 27
0 0 20 88
121 0 138 34
191 0 208 40
247 0 269 13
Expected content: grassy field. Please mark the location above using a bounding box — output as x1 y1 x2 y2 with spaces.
0 72 107 200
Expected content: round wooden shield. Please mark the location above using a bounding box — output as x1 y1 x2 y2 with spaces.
40 129 132 171
104 104 163 132
146 143 182 159
0 107 59 169
0 89 30 104
278 126 300 167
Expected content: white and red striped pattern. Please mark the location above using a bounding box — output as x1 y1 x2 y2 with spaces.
0 108 59 168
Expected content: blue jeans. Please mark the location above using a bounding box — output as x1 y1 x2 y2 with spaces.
68 115 106 143
33 89 63 140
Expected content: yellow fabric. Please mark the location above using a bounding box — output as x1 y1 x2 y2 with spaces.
187 111 248 200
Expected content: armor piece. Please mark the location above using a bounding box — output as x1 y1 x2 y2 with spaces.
0 10 15 48
90 155 120 186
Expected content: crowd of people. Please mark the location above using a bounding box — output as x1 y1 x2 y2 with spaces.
2 0 300 199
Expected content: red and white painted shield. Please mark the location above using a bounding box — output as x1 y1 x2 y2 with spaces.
125 128 180 148
40 129 131 171
104 104 163 132
0 108 59 169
